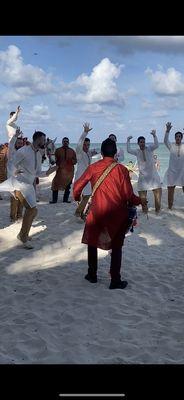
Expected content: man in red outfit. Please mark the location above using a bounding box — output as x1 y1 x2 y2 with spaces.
73 138 146 289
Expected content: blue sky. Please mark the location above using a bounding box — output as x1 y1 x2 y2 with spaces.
1 35 184 143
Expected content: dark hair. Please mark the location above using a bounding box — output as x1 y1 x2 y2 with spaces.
175 131 183 139
138 136 145 143
62 137 69 141
84 138 90 143
32 131 46 142
108 133 117 141
10 111 15 117
101 138 117 157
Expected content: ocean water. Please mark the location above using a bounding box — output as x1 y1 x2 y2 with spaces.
46 142 170 181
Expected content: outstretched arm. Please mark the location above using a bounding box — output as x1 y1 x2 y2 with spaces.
7 106 21 125
8 128 21 158
164 122 172 150
76 122 93 155
149 130 159 151
127 136 137 156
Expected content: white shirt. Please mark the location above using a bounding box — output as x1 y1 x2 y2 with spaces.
74 131 92 195
6 110 19 142
163 131 184 187
0 144 45 207
127 136 161 190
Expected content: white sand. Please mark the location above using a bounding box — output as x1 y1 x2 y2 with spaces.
0 175 184 364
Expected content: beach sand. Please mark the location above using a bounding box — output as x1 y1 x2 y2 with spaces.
0 174 184 364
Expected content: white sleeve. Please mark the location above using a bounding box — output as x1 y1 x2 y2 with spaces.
164 131 171 150
149 135 159 151
8 135 17 159
127 141 137 156
76 130 88 156
6 110 19 125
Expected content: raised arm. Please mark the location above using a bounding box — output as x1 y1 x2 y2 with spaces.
164 122 172 150
127 136 137 156
149 130 159 151
76 122 93 155
8 128 21 158
7 106 21 125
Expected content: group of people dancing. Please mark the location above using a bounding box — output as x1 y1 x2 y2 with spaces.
0 105 184 289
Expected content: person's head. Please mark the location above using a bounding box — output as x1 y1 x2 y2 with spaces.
83 137 90 153
15 137 24 150
10 111 15 117
62 137 69 148
32 131 46 150
101 138 117 158
137 136 146 150
108 133 117 142
175 131 183 145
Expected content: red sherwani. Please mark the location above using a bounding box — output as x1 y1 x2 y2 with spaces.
52 146 77 191
73 157 141 250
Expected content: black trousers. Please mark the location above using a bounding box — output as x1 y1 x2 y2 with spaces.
88 245 122 282
52 181 72 203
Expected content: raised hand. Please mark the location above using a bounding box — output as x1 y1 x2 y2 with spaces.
17 105 21 113
166 122 172 132
127 136 133 141
150 129 156 137
83 122 93 133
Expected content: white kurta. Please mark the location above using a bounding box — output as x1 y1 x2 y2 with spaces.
6 110 19 142
7 134 17 177
163 132 184 187
0 144 45 207
74 131 92 195
127 136 161 191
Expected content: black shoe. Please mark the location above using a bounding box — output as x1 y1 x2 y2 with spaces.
49 201 57 204
85 273 97 283
63 200 71 203
109 280 128 289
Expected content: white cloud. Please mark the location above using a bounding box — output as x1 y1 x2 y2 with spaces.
141 99 152 109
115 122 126 130
152 110 169 118
107 36 184 54
23 104 51 123
57 58 125 108
145 67 184 96
76 58 124 104
0 45 54 97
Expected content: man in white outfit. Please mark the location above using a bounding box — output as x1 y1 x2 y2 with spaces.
7 128 24 221
6 106 21 142
0 131 54 248
164 122 184 209
74 123 93 218
127 130 162 214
